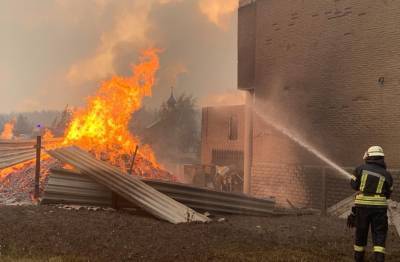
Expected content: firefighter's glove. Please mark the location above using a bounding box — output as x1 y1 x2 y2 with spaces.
347 207 356 228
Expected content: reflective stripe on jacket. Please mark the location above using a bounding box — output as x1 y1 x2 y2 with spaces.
351 158 393 207
354 194 387 206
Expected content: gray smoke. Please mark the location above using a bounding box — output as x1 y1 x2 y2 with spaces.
0 0 237 113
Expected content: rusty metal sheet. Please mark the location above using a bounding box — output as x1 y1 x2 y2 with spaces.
47 146 210 224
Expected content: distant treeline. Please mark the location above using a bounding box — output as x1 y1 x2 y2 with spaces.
0 93 201 164
0 110 65 138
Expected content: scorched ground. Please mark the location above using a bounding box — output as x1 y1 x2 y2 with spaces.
0 206 399 261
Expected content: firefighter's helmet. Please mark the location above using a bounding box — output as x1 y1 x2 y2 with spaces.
363 146 384 159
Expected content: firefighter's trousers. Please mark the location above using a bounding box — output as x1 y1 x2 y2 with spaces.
354 206 388 262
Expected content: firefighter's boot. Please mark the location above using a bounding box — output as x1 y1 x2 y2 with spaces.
374 252 384 262
354 251 365 262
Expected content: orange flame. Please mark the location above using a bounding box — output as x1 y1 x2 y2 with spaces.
0 160 35 182
63 48 162 171
43 129 55 140
0 121 14 140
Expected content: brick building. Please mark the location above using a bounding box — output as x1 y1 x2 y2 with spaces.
239 0 400 208
201 105 245 169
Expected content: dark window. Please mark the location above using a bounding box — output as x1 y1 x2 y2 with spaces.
228 116 238 140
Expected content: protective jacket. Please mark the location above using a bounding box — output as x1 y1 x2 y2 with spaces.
351 158 393 207
350 157 393 262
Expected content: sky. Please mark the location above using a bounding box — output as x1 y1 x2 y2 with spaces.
0 0 240 113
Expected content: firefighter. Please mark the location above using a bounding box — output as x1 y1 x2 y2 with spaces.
349 146 393 262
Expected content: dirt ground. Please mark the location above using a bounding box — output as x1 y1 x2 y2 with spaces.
0 206 399 262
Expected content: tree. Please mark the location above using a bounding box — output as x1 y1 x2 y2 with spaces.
0 116 5 132
128 107 157 136
14 114 33 136
51 105 72 137
144 93 200 162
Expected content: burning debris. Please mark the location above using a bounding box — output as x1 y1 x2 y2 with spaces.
1 49 175 188
0 159 59 205
47 146 210 224
0 47 198 219
0 49 180 209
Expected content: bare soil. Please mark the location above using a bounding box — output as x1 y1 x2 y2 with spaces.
0 205 399 262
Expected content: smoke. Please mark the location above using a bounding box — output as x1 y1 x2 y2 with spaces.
16 99 42 112
64 0 238 108
65 0 189 87
198 0 238 30
0 0 237 113
161 63 188 87
66 1 161 86
200 89 245 107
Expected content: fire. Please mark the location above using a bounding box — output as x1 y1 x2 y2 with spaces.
0 121 14 140
0 160 35 182
0 48 173 202
43 129 55 140
63 48 162 173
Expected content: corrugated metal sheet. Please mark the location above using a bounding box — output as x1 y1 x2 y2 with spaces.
0 140 36 169
0 139 62 169
43 168 276 216
144 180 275 216
327 193 355 218
43 169 113 206
47 146 210 224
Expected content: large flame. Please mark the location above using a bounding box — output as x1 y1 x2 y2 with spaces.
0 48 172 203
63 48 162 173
0 121 14 140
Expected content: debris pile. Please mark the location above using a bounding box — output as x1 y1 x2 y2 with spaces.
47 146 211 224
0 159 59 205
42 166 277 216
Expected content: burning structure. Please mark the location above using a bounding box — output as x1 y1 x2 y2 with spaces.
238 0 400 208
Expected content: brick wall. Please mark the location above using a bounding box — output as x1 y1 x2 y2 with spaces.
239 0 400 208
252 163 310 207
252 164 356 209
238 1 256 90
325 168 355 207
201 105 245 165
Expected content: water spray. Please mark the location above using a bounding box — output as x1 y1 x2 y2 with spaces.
251 106 353 180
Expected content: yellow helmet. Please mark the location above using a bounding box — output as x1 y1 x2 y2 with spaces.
363 146 384 159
